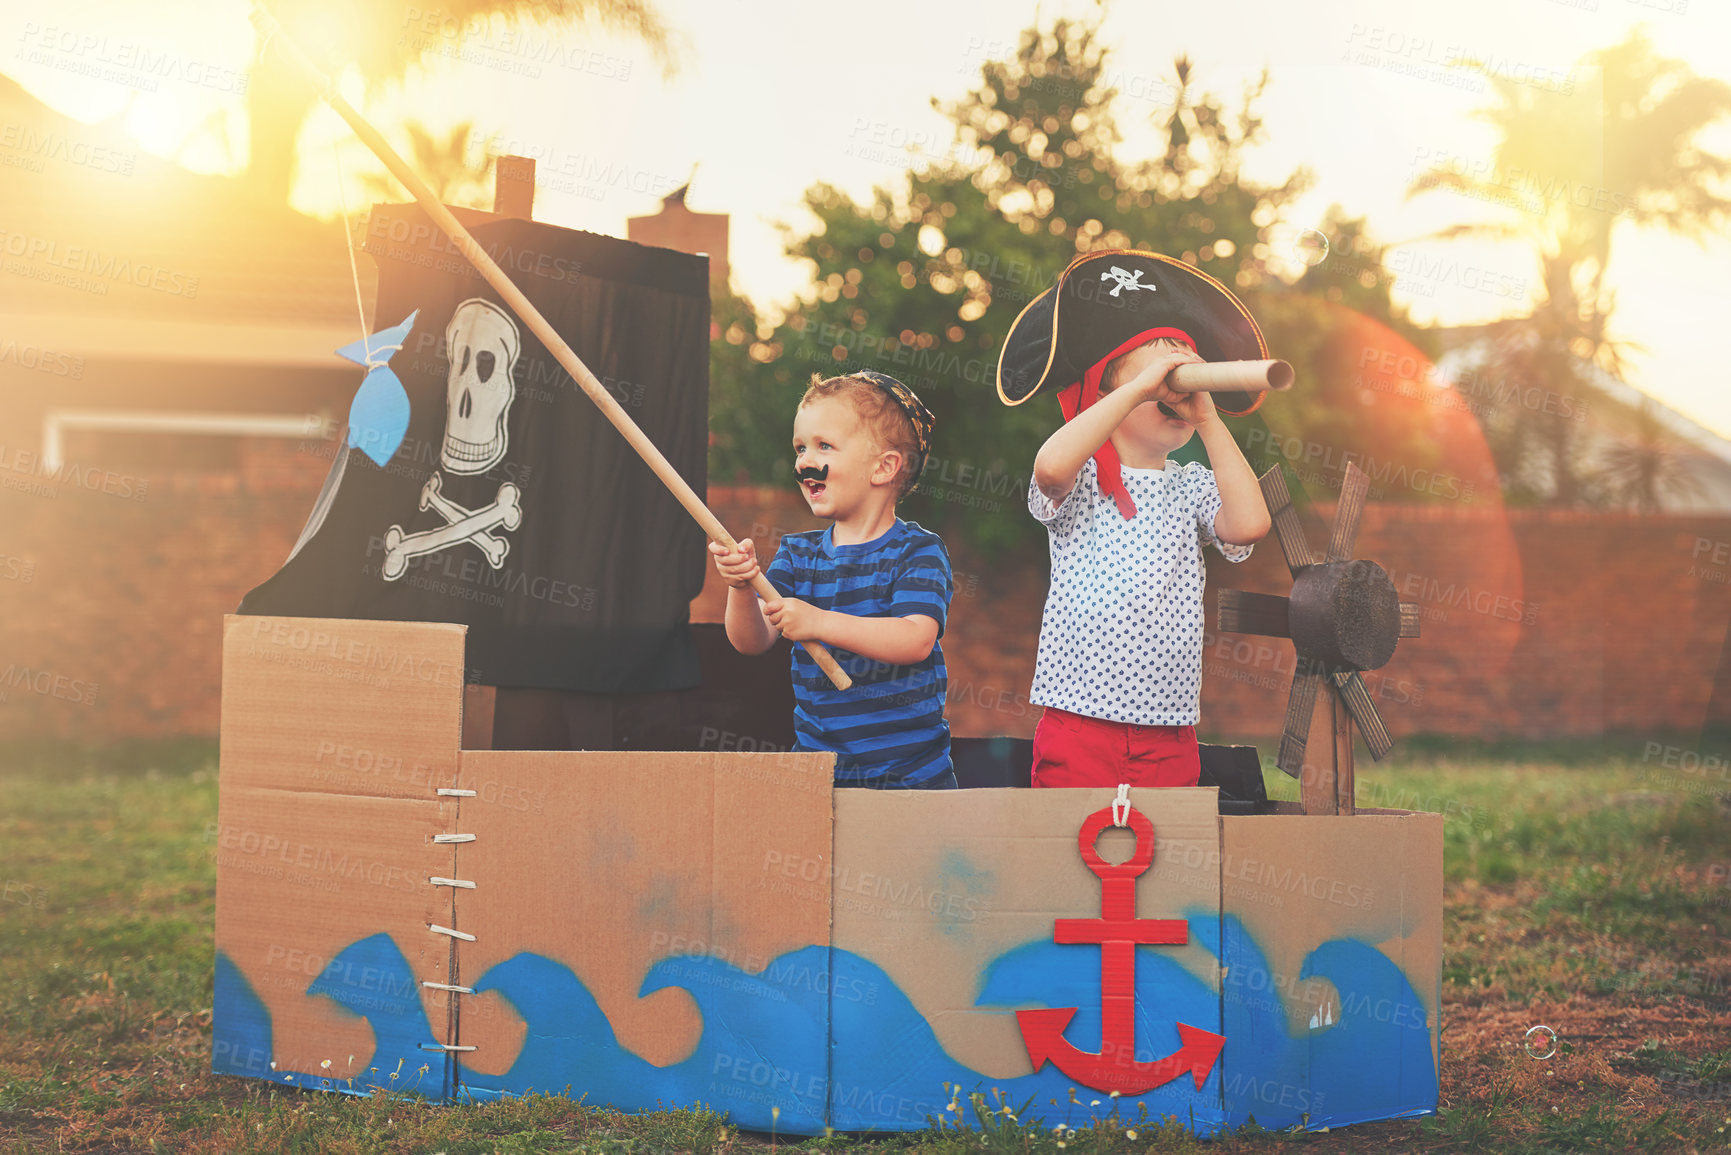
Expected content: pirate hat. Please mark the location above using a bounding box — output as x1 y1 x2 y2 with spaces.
997 250 1270 520
996 249 1269 418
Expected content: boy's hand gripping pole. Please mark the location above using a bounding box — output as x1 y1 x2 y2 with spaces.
251 2 852 689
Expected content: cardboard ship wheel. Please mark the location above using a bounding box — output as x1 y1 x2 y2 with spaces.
1215 462 1422 780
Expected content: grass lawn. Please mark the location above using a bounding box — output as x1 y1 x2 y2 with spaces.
1 739 1728 1153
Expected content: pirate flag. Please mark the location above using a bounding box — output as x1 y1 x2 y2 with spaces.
239 204 710 694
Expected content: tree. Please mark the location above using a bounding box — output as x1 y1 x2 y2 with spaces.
1599 401 1707 513
246 1 671 206
1291 207 1429 349
359 121 495 207
1410 29 1731 507
723 10 1317 554
1252 206 1452 491
707 284 788 487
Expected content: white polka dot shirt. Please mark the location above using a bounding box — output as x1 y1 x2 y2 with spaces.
1029 456 1253 725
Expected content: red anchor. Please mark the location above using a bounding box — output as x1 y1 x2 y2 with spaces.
1015 802 1226 1093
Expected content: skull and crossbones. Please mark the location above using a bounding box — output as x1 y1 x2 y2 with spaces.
381 298 527 582
1099 265 1153 296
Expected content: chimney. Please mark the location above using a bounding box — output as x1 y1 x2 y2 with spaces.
627 175 729 287
493 155 536 219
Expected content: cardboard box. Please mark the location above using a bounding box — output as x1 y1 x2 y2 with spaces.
215 616 1440 1133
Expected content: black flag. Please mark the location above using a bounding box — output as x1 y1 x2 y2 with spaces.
239 204 710 694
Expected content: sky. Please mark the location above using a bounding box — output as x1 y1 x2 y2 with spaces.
5 0 1730 435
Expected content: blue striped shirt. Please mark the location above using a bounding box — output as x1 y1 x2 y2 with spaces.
764 519 952 787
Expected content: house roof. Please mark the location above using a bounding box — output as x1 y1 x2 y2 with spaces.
0 75 375 366
1434 320 1731 511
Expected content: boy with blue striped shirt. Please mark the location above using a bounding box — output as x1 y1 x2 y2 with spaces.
710 371 955 789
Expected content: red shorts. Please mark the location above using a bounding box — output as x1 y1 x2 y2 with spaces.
1030 707 1200 788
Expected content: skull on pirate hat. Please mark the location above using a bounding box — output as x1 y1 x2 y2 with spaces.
995 249 1270 418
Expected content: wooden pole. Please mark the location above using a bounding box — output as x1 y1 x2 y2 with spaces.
1333 691 1356 816
252 4 851 690
1300 684 1340 816
1300 749 1335 815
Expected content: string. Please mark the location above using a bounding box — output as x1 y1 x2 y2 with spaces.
1112 783 1132 827
332 137 372 361
252 18 277 68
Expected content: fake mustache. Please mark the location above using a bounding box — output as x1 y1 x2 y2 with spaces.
795 464 830 484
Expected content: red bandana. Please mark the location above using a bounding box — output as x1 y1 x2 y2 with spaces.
1054 328 1196 520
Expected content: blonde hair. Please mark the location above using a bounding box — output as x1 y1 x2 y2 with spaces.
800 374 922 497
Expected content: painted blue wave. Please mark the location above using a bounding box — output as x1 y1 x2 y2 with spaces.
832 923 1226 1133
455 946 829 1131
458 914 1226 1133
216 919 1434 1134
213 933 448 1096
1220 922 1437 1129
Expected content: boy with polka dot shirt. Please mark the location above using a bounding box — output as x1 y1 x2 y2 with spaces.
996 251 1273 788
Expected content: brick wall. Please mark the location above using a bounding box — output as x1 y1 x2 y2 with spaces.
0 436 331 739
1197 502 1731 743
5 454 1730 744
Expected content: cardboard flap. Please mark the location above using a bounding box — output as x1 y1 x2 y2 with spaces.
220 615 467 798
830 787 1223 1130
1218 810 1443 1129
214 615 470 1096
213 787 459 1087
449 749 835 1131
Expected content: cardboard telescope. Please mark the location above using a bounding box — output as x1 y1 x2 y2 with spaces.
1168 359 1294 395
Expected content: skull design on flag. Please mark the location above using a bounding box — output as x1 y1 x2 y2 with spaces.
443 298 521 475
377 298 527 582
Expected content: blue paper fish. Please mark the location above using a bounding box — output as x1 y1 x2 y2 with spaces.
336 311 418 467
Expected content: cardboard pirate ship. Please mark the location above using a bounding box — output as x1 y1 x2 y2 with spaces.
214 157 1442 1133
213 613 1442 1135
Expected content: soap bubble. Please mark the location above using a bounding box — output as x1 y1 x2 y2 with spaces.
1294 227 1330 267
1524 1024 1558 1059
1267 224 1331 273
